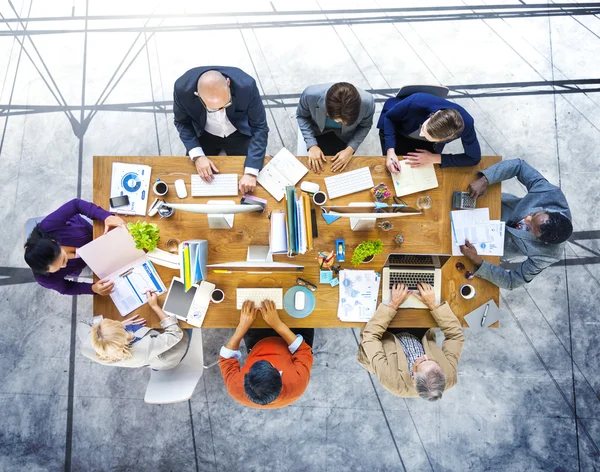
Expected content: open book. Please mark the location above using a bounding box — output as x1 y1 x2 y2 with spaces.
391 160 438 197
258 148 309 201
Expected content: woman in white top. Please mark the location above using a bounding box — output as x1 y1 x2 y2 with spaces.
80 292 189 370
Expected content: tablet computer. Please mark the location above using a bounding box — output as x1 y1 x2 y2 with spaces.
163 277 198 321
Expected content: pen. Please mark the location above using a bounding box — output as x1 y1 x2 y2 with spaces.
480 303 489 327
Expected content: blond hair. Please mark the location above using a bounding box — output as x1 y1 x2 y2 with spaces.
425 109 464 141
91 319 135 362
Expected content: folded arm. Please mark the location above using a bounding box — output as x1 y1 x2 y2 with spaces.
41 198 111 232
440 122 481 168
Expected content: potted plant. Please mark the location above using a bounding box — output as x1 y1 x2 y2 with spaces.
127 221 160 252
351 239 383 266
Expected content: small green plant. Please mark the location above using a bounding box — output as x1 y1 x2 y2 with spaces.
127 221 160 252
351 239 383 266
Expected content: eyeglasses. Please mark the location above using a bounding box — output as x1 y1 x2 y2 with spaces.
296 277 317 292
455 261 475 280
198 87 232 113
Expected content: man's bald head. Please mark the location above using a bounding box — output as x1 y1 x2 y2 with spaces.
195 71 230 110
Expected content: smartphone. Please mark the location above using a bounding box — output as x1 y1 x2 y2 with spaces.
109 195 130 208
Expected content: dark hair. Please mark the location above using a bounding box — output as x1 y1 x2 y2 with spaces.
425 109 464 141
539 212 573 244
24 225 61 275
325 82 361 125
243 360 283 405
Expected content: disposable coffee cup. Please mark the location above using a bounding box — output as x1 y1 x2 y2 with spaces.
460 284 476 299
313 191 327 206
210 289 225 304
153 180 168 196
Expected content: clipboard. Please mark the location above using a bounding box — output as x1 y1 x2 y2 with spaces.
464 300 501 332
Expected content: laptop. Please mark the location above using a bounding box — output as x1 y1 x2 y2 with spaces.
381 254 450 309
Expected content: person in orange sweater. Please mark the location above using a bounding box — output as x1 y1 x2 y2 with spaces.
219 300 314 409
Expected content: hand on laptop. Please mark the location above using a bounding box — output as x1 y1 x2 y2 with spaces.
413 282 439 311
387 283 410 310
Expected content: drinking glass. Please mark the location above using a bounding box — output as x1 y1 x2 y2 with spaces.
416 196 432 210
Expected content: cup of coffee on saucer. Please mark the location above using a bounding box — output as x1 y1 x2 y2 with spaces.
210 289 225 304
460 284 476 299
153 179 168 196
313 191 327 206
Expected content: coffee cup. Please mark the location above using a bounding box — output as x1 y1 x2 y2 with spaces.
210 288 225 304
153 180 168 196
460 284 476 299
313 191 327 206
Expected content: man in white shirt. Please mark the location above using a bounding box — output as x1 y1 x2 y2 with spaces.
173 66 270 193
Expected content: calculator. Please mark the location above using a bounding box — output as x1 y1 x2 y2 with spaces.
452 191 476 209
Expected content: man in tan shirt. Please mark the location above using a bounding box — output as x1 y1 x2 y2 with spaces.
357 283 464 401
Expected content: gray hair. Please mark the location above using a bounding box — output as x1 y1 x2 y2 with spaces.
414 366 446 402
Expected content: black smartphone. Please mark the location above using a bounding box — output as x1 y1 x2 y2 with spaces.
109 195 130 208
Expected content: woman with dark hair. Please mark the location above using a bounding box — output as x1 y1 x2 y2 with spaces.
24 198 125 295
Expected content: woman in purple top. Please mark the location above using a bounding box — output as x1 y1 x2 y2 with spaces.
24 198 126 295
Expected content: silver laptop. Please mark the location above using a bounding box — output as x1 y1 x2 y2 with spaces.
381 254 450 309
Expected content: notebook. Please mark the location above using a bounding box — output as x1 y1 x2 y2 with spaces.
464 300 501 332
390 160 438 197
258 148 309 201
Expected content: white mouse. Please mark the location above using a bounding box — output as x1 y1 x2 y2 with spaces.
174 179 187 198
294 291 306 310
300 181 320 194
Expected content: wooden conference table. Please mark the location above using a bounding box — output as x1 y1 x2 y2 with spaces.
93 155 501 329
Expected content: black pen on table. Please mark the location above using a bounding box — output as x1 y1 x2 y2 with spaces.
480 303 489 327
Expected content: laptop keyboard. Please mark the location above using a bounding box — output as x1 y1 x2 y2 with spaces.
389 272 435 290
388 254 434 266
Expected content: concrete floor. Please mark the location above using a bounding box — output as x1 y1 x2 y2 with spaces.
1 1 599 471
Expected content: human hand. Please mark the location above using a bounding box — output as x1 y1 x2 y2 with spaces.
308 145 327 173
468 176 489 199
103 215 126 234
92 278 114 296
238 300 257 331
388 283 410 310
331 147 354 173
145 290 159 309
239 174 257 194
460 239 483 267
194 156 219 182
405 149 441 167
260 300 282 328
386 150 401 173
122 314 147 327
413 282 438 311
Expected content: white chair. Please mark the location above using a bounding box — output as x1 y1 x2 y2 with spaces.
297 126 308 156
23 216 44 246
396 85 449 99
144 329 218 404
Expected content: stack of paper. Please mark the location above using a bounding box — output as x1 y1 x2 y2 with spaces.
258 148 309 201
450 209 505 256
337 270 381 322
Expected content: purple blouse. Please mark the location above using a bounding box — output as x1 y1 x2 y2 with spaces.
33 199 112 295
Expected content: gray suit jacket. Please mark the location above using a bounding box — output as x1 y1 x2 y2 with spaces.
296 83 375 152
474 159 572 290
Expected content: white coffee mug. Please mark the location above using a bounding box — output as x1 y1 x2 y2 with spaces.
153 180 168 196
460 284 476 299
313 191 327 206
210 289 225 304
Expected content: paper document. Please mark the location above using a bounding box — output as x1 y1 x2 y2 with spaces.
258 148 309 201
76 227 167 316
337 270 381 322
452 221 505 256
110 162 152 215
450 209 491 245
270 211 288 254
391 161 438 197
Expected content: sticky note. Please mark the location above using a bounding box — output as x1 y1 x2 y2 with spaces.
330 278 339 287
320 270 333 283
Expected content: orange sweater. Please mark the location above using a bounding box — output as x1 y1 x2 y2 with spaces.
220 336 313 409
